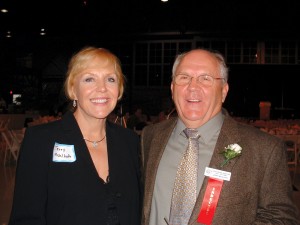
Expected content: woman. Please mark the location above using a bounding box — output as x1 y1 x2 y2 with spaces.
9 47 142 225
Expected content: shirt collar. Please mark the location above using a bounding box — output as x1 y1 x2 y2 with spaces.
175 112 224 143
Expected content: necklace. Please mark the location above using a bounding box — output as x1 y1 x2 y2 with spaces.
84 135 106 148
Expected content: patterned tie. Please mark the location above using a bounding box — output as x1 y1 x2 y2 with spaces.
169 128 200 225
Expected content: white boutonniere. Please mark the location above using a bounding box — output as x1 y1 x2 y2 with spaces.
220 143 242 168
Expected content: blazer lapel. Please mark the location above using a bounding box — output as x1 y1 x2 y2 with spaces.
189 115 241 224
60 111 97 174
143 118 177 221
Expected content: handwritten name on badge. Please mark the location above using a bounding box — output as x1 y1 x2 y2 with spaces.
52 142 76 162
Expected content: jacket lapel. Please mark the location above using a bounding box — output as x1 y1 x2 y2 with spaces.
143 118 177 221
60 111 97 173
189 115 241 224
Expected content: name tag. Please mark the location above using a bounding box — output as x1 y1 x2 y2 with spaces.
52 142 76 162
204 167 231 181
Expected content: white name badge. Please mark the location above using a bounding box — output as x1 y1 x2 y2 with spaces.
204 167 231 181
52 142 76 162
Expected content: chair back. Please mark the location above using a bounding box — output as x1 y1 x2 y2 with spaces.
1 130 20 161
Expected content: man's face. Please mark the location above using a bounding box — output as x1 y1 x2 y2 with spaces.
171 50 229 128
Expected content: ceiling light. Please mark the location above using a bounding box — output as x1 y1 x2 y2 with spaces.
40 28 46 36
6 31 11 38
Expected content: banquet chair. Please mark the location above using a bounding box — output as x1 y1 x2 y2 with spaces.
0 132 7 165
0 118 10 131
1 130 21 165
10 129 25 144
285 139 298 166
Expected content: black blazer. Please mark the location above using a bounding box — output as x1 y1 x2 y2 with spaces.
9 111 142 225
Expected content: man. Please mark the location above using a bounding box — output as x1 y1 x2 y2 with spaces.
141 49 299 225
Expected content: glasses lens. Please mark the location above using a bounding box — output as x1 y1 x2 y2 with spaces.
175 74 217 86
175 74 190 85
198 75 213 87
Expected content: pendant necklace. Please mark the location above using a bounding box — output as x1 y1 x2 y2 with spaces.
84 135 106 148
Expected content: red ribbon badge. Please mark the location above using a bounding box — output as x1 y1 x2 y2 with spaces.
197 178 223 225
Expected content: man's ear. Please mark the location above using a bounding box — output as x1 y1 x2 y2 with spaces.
222 83 229 103
170 82 174 100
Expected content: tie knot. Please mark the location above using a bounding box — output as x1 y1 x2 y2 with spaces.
183 128 200 139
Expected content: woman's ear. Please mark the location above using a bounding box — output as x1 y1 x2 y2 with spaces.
70 85 77 101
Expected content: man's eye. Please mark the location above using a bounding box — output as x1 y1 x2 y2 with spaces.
202 75 210 81
180 75 189 80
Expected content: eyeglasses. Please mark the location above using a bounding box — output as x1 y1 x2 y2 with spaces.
174 74 224 87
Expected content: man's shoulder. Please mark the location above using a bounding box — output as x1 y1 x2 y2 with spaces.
225 116 281 142
142 117 177 141
144 117 176 132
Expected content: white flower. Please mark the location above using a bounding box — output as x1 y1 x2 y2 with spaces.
227 143 242 154
220 143 242 168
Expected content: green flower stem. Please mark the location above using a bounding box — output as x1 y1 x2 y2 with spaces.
220 159 229 168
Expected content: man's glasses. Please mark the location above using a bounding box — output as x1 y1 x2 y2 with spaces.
174 74 224 87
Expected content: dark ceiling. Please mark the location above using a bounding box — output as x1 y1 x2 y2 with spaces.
1 0 300 116
1 0 300 41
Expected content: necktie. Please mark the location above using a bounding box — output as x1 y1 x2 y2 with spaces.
169 128 200 225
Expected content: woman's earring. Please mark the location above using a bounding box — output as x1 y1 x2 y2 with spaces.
73 100 77 108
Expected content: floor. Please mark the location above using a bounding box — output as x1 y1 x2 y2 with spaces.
0 160 299 224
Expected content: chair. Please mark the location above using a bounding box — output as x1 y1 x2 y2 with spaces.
1 130 21 165
0 118 10 131
0 131 7 165
285 139 298 167
276 134 299 167
10 129 25 144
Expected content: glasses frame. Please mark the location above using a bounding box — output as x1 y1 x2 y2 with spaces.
174 74 224 87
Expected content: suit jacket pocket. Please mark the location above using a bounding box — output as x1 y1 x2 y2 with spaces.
217 191 251 207
212 192 254 225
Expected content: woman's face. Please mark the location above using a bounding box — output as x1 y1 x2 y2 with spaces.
72 57 119 120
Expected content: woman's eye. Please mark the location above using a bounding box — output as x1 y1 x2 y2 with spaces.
107 76 116 83
84 77 94 82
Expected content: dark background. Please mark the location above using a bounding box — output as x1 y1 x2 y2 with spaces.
1 0 300 118
224 64 300 119
1 0 300 39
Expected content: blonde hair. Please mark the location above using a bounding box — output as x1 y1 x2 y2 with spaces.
64 46 125 101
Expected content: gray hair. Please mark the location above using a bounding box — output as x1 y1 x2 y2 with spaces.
172 49 229 84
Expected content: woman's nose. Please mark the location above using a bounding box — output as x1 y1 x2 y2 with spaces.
96 79 107 91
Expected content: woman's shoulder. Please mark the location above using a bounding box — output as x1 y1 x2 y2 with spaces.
107 120 139 137
25 118 63 137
